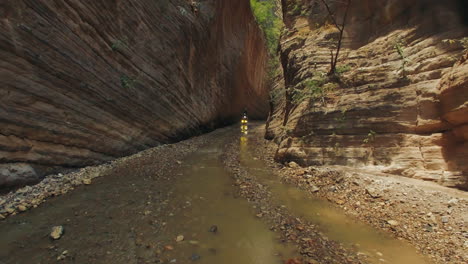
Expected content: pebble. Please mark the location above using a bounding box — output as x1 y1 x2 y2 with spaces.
209 225 218 233
190 253 201 261
82 179 92 185
56 250 68 261
288 161 299 168
441 216 449 223
188 240 199 245
310 185 320 193
18 205 27 212
366 187 382 198
387 220 399 226
50 226 64 240
164 245 174 251
447 198 458 206
176 235 184 242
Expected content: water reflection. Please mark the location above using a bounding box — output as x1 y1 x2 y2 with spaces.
159 134 295 263
239 134 430 264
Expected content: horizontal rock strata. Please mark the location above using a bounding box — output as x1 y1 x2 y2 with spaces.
0 0 269 187
267 0 468 189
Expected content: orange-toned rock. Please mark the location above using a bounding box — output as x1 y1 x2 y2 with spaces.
267 0 468 189
0 0 269 187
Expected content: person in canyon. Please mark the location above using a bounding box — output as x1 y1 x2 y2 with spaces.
190 0 199 14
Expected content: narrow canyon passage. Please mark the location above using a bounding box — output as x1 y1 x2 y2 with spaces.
1 0 467 263
0 125 431 264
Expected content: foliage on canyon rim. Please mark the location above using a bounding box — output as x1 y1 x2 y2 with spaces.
250 0 284 102
250 0 283 55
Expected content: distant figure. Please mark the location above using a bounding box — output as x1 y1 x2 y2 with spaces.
190 0 199 14
241 108 248 134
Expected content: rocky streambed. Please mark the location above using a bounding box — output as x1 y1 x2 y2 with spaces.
245 124 468 264
0 124 466 264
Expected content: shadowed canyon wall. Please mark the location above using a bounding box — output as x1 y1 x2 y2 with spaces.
267 0 468 189
0 0 269 187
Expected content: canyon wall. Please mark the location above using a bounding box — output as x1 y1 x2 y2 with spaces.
0 0 269 187
267 0 468 189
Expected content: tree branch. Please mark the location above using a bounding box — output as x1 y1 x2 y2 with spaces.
319 0 340 30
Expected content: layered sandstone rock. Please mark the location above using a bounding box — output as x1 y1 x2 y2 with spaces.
0 0 269 187
267 0 468 189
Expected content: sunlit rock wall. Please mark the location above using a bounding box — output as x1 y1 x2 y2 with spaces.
267 0 468 189
0 0 269 187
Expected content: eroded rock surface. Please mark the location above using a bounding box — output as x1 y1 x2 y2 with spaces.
267 0 468 189
0 0 269 187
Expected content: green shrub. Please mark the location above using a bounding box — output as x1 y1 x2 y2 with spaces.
111 37 128 51
120 75 136 89
363 130 377 144
270 87 285 105
335 64 352 75
394 39 409 76
250 0 283 55
292 75 337 104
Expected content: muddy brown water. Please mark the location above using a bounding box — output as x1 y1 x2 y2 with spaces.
239 133 430 264
0 128 295 264
0 126 429 263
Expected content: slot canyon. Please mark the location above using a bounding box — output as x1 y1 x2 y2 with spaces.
0 0 467 263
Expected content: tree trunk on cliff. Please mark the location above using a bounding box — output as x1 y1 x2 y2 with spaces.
283 88 292 126
320 0 351 75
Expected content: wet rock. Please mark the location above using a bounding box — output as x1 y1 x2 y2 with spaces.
310 185 320 193
164 245 174 251
143 210 152 216
190 253 201 261
82 178 92 185
50 226 64 240
17 204 28 212
176 235 184 242
209 225 218 233
57 250 68 261
5 207 15 214
188 240 199 245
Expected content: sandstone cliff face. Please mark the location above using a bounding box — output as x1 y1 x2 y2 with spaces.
267 0 468 189
0 0 269 187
